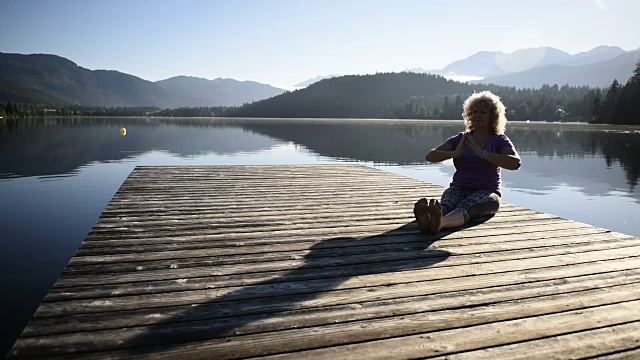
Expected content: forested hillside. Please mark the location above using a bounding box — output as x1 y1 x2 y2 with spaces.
0 53 283 108
0 53 183 107
592 60 640 125
3 62 638 125
232 72 600 122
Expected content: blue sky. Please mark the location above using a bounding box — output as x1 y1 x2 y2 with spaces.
1 0 638 88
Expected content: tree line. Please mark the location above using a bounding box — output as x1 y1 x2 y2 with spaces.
0 103 160 118
591 60 640 125
230 72 605 122
0 102 238 118
2 62 639 125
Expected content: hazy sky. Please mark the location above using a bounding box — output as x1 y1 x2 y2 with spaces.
1 0 638 88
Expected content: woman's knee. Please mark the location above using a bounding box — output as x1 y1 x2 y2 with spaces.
440 186 465 214
467 193 500 218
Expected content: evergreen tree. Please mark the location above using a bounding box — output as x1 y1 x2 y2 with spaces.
6 102 14 115
592 91 602 122
515 103 529 120
597 79 621 123
613 60 640 124
442 96 451 119
453 95 463 119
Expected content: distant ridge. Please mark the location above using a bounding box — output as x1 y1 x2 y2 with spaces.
155 76 285 106
475 50 640 88
294 74 340 88
443 47 572 78
0 52 182 107
403 45 638 88
556 45 627 66
0 53 285 107
234 72 476 118
2 45 638 107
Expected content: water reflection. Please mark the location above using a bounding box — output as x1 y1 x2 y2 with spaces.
1 117 640 357
227 119 640 192
0 117 280 178
1 118 639 194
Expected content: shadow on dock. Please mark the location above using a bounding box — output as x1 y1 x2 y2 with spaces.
122 219 489 356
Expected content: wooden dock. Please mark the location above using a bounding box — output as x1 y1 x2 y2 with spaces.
9 165 640 359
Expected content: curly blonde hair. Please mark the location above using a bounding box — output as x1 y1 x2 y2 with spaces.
462 91 508 134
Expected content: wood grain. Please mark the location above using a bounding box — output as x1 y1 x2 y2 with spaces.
9 165 640 359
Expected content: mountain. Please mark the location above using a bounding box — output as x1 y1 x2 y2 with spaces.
476 50 640 88
0 52 184 107
408 45 638 88
0 78 63 104
556 45 627 66
0 53 285 107
224 71 611 122
443 47 572 78
408 47 572 78
234 72 476 118
294 74 339 88
155 76 285 107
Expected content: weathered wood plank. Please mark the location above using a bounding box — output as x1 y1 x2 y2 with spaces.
28 266 640 337
37 240 640 317
81 216 562 246
433 321 640 359
10 165 640 359
75 216 574 250
52 235 637 288
251 301 640 360
44 253 640 302
74 220 592 257
63 229 628 276
16 293 640 359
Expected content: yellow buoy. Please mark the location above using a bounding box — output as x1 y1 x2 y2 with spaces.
120 128 127 136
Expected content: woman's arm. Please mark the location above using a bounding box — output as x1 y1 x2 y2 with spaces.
426 134 466 163
465 135 521 170
484 146 521 170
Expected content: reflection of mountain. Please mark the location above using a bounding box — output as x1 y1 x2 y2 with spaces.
229 119 464 164
0 118 280 178
2 118 638 195
506 124 640 191
229 120 640 193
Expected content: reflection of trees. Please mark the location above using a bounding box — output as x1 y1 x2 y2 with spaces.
230 121 640 190
2 118 639 189
227 119 466 164
598 133 640 189
505 124 640 190
0 118 278 178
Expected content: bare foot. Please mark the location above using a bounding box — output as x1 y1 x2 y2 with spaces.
425 199 443 234
413 198 431 233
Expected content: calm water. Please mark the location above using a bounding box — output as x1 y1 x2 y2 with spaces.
1 117 640 355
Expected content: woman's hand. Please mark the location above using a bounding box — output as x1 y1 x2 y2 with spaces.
452 133 467 158
464 133 485 158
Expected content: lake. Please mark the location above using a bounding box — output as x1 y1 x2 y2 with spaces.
1 116 640 356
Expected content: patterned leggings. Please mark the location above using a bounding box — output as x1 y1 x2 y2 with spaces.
440 186 501 223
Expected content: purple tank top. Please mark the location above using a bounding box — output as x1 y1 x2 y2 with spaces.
445 132 515 196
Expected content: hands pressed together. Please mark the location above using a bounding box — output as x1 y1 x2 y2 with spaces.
453 133 487 159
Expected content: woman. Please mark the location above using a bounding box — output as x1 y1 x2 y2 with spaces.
414 91 521 234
